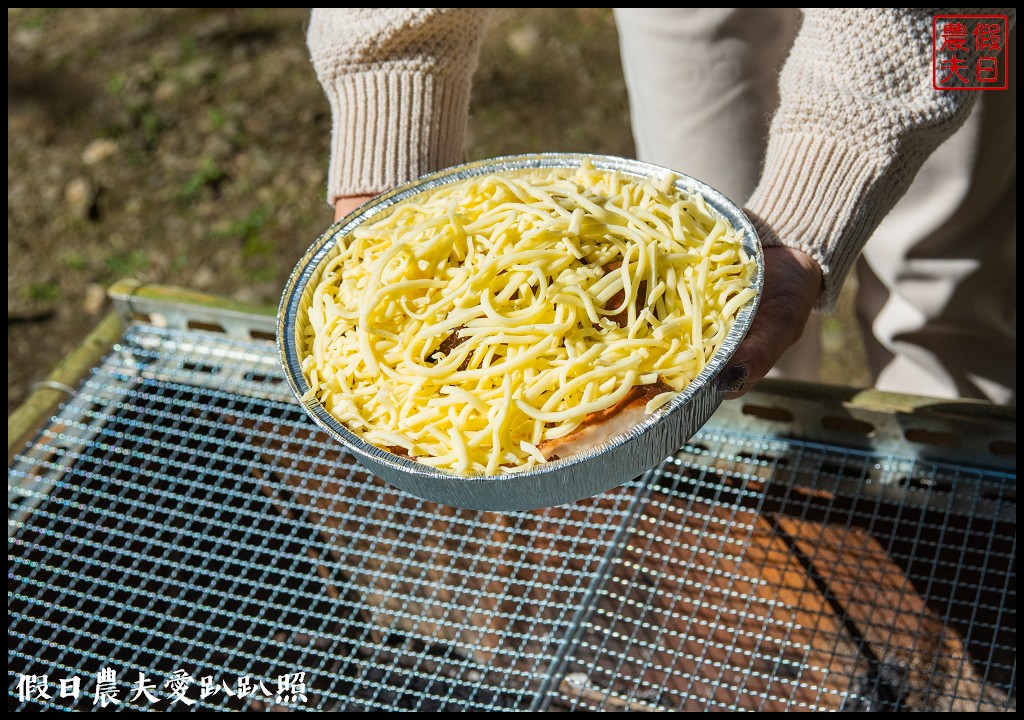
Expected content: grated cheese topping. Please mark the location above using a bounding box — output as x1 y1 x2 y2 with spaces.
298 161 757 475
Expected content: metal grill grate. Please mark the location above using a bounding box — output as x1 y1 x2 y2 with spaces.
8 320 1016 712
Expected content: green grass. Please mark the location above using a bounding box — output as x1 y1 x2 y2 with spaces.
181 157 227 200
24 282 61 303
103 250 148 282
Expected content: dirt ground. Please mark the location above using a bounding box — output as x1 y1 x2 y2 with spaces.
7 8 870 418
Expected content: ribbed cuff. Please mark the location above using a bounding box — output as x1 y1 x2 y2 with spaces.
324 70 473 204
745 132 897 312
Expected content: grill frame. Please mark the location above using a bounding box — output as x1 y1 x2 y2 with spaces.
8 282 1016 712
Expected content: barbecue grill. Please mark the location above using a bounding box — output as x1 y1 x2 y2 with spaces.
8 280 1016 712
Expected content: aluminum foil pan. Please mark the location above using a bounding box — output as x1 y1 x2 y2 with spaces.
278 153 764 511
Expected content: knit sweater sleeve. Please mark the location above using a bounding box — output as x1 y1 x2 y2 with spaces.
744 8 1007 311
307 8 494 205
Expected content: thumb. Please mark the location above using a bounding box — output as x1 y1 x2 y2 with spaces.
717 244 823 398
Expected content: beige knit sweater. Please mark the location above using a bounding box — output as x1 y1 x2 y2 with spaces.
307 8 1004 310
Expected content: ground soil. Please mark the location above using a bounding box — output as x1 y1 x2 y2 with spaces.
7 8 869 418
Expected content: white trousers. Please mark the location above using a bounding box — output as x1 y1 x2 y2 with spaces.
614 8 1016 405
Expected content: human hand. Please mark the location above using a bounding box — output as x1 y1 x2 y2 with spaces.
334 194 376 223
716 244 823 399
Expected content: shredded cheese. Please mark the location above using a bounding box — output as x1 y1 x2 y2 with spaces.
298 161 757 475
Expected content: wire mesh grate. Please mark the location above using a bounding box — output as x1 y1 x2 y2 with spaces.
8 323 1016 712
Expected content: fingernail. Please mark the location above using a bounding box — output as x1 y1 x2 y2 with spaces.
717 364 749 394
